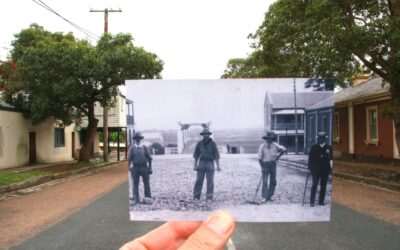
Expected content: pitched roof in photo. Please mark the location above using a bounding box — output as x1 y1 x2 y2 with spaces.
306 95 335 110
265 92 333 109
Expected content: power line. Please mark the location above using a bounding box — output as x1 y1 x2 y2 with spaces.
32 0 100 40
34 0 99 39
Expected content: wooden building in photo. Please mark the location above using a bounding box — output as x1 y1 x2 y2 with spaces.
334 77 399 160
264 91 332 153
305 95 334 153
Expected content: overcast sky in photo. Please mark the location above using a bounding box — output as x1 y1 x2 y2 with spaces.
1 0 275 79
127 79 320 130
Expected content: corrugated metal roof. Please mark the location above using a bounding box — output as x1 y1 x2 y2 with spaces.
0 100 14 108
335 77 390 103
266 92 333 109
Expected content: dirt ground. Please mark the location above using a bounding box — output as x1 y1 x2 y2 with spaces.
0 157 399 249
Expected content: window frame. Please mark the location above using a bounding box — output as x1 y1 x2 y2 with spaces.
366 105 379 144
54 127 65 147
333 112 340 142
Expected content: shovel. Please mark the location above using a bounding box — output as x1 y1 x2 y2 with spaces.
246 175 263 205
302 172 310 206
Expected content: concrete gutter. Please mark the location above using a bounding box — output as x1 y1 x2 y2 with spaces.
0 160 126 195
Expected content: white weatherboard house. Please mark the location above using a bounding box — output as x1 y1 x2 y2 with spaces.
80 92 133 158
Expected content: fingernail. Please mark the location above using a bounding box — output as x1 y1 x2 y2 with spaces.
206 211 234 236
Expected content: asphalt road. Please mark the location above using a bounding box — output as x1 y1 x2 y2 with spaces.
12 181 400 250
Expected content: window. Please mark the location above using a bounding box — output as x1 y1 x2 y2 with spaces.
54 128 65 147
366 106 378 143
0 126 3 157
333 112 340 141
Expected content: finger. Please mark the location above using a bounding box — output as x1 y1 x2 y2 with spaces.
179 211 235 250
120 221 201 250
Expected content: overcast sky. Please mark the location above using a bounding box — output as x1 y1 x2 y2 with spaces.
1 0 274 79
127 79 319 130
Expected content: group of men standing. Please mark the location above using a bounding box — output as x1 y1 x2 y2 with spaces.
127 129 332 207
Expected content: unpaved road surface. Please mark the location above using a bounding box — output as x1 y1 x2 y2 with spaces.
130 154 331 221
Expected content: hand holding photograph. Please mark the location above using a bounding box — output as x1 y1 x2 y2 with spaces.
126 78 334 222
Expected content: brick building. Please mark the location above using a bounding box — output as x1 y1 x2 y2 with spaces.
334 77 399 160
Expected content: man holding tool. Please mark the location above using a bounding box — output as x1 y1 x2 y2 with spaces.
257 131 287 203
308 131 333 207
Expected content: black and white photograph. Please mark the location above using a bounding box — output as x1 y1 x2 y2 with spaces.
126 78 334 222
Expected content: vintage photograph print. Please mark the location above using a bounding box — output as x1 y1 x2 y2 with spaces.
126 78 334 222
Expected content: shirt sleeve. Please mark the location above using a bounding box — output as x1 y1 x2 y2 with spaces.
257 144 264 160
212 142 220 160
193 142 200 159
272 142 286 152
144 146 153 161
127 146 133 165
308 145 314 170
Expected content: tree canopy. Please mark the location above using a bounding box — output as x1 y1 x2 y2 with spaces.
2 24 163 161
222 0 400 142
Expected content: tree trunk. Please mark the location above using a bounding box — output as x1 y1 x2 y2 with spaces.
394 116 400 150
79 104 98 162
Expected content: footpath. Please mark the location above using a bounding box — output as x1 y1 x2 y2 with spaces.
0 155 126 197
280 154 400 192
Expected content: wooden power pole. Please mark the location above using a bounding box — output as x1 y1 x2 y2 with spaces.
90 8 122 162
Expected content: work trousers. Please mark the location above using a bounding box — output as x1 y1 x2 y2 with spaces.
261 161 277 199
193 161 215 200
131 166 151 202
310 171 329 205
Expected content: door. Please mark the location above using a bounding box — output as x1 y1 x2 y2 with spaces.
306 114 317 153
29 132 36 164
72 132 75 158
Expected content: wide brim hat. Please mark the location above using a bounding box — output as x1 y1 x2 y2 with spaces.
132 132 144 140
262 131 276 140
200 128 212 135
317 132 327 137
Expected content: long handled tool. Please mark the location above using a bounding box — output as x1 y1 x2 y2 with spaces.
302 172 310 206
247 175 263 205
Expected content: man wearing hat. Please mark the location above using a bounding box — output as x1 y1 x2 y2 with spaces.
128 132 153 203
308 131 333 207
193 128 221 202
257 131 287 203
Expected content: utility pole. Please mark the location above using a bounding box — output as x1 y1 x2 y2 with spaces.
294 78 298 154
90 8 122 162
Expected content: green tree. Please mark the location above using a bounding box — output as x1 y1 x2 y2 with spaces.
223 0 400 143
3 24 163 162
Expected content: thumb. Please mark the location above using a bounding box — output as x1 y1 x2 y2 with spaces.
179 211 235 250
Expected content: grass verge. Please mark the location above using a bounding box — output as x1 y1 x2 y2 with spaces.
0 172 53 186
